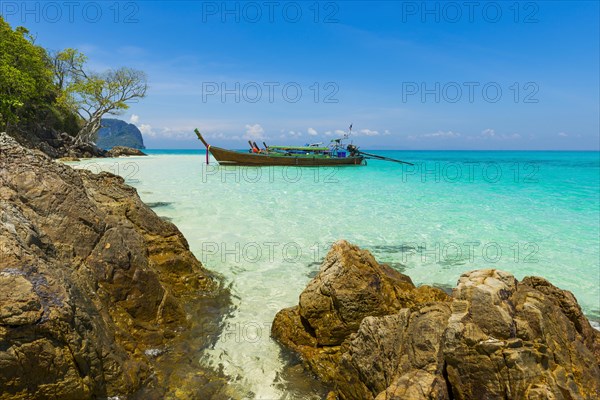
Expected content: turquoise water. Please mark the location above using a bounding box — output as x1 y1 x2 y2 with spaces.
72 150 600 398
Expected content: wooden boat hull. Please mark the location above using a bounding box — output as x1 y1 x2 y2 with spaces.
208 145 364 166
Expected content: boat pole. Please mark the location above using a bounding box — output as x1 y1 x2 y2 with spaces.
358 150 414 166
194 129 210 165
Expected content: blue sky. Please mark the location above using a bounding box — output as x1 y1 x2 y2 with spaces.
2 1 599 149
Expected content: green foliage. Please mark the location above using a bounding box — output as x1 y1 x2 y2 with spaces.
51 48 87 91
0 17 56 128
0 16 146 143
52 49 147 143
0 16 80 134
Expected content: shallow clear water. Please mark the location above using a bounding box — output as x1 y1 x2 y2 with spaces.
72 150 600 398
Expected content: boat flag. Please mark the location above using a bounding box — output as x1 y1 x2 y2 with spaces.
345 123 352 138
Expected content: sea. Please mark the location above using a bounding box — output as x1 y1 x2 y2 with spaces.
71 149 600 399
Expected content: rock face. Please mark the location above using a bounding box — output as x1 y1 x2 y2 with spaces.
272 240 600 400
8 129 107 159
272 240 450 390
106 146 147 157
96 118 145 150
0 132 230 399
8 121 146 159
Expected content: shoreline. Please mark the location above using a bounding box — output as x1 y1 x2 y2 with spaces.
62 153 600 329
0 133 233 398
3 136 597 398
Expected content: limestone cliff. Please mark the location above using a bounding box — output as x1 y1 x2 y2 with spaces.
96 119 146 150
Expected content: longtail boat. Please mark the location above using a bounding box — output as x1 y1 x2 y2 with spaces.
195 129 364 166
194 128 414 167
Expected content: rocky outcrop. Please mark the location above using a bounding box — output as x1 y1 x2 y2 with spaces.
7 129 107 159
106 146 147 157
0 132 230 399
272 240 450 388
272 241 600 399
57 156 81 162
96 118 145 150
443 270 600 399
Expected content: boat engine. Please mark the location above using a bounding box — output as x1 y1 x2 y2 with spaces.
347 144 359 156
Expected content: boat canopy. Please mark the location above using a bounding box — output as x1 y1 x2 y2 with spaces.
268 145 330 151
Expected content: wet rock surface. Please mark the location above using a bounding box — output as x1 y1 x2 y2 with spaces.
0 132 231 399
273 240 600 399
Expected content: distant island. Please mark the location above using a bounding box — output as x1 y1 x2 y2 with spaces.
96 119 145 150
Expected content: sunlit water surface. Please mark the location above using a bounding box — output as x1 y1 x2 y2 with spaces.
72 149 600 399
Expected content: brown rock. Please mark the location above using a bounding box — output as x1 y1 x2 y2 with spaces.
0 273 43 326
0 133 229 399
272 240 450 390
338 303 452 400
107 146 147 157
295 240 448 347
444 269 600 399
3 130 107 159
273 242 600 400
521 275 600 365
374 370 449 400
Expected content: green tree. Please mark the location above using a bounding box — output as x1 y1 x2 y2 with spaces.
51 49 147 144
0 17 56 131
1 16 147 144
73 67 147 144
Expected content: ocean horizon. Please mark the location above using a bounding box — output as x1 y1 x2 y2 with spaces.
72 149 600 398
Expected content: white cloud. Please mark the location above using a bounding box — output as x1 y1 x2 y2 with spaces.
203 132 227 139
129 114 139 124
140 126 193 140
288 130 302 137
308 127 318 136
360 129 379 136
334 129 346 136
384 130 391 135
481 128 496 137
480 129 521 140
559 132 581 138
243 124 265 140
423 130 461 138
324 131 332 136
407 130 461 140
139 124 155 137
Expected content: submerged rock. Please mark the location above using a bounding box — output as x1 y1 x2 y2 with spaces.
0 132 230 399
272 240 600 399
